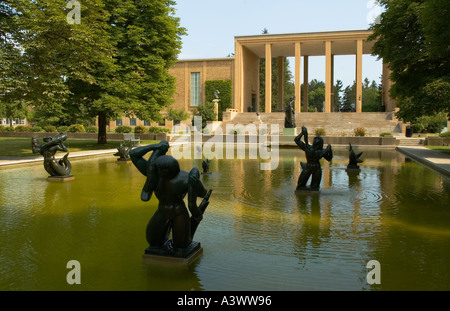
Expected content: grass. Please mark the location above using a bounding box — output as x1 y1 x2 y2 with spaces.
0 138 129 157
426 146 450 155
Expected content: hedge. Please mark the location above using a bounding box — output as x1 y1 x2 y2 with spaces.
205 79 232 121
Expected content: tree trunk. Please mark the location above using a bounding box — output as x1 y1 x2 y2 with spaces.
97 112 108 145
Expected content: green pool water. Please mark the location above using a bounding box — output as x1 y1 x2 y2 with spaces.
0 147 449 291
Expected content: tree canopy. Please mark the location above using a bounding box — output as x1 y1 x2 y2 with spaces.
369 0 450 122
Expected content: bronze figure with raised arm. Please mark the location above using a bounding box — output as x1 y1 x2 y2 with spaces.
129 140 212 257
294 126 333 191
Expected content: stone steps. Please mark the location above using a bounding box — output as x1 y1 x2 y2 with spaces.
220 112 405 137
397 138 425 146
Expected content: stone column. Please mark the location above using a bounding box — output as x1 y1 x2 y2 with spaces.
295 42 302 113
325 41 332 113
356 39 363 113
213 99 220 121
265 43 272 113
234 40 244 112
278 57 284 111
303 55 309 112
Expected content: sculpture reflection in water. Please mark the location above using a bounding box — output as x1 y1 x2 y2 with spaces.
130 140 212 258
295 126 333 192
32 133 72 178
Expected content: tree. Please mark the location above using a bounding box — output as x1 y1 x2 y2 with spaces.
1 0 117 131
369 0 450 122
0 1 32 125
308 79 325 112
167 107 189 124
362 79 382 112
342 82 356 112
72 0 186 144
192 101 216 129
333 79 344 112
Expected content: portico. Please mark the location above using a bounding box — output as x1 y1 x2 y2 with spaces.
233 30 396 114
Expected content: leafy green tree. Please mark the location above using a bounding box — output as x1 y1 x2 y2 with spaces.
70 0 186 144
342 82 356 112
167 107 189 124
0 1 31 125
362 78 382 112
307 79 325 112
333 79 344 112
369 0 450 121
192 102 216 129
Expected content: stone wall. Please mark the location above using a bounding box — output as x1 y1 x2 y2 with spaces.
426 137 450 146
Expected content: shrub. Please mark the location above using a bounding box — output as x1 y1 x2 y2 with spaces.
4 126 15 132
86 126 98 133
167 107 190 123
44 125 57 133
30 126 43 132
380 132 393 137
115 125 133 133
14 126 29 132
440 131 450 137
354 127 366 137
134 125 147 134
192 101 216 129
148 126 170 134
411 112 447 133
314 128 326 136
68 124 86 133
0 126 5 132
57 126 68 133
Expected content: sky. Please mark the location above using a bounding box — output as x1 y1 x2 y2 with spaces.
173 0 384 87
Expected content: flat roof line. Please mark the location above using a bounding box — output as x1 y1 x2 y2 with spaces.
235 29 373 39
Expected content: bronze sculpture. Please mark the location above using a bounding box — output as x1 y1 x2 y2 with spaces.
31 133 72 177
346 143 363 171
294 126 333 191
284 97 296 129
114 142 132 161
129 141 212 258
202 158 211 174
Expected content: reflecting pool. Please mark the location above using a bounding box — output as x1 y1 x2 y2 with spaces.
0 147 449 290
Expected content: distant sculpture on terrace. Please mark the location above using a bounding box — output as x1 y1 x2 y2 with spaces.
32 133 72 177
284 97 296 129
346 143 363 171
295 126 333 191
129 140 212 258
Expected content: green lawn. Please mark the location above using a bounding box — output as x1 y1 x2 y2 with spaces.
0 138 160 157
426 146 450 155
